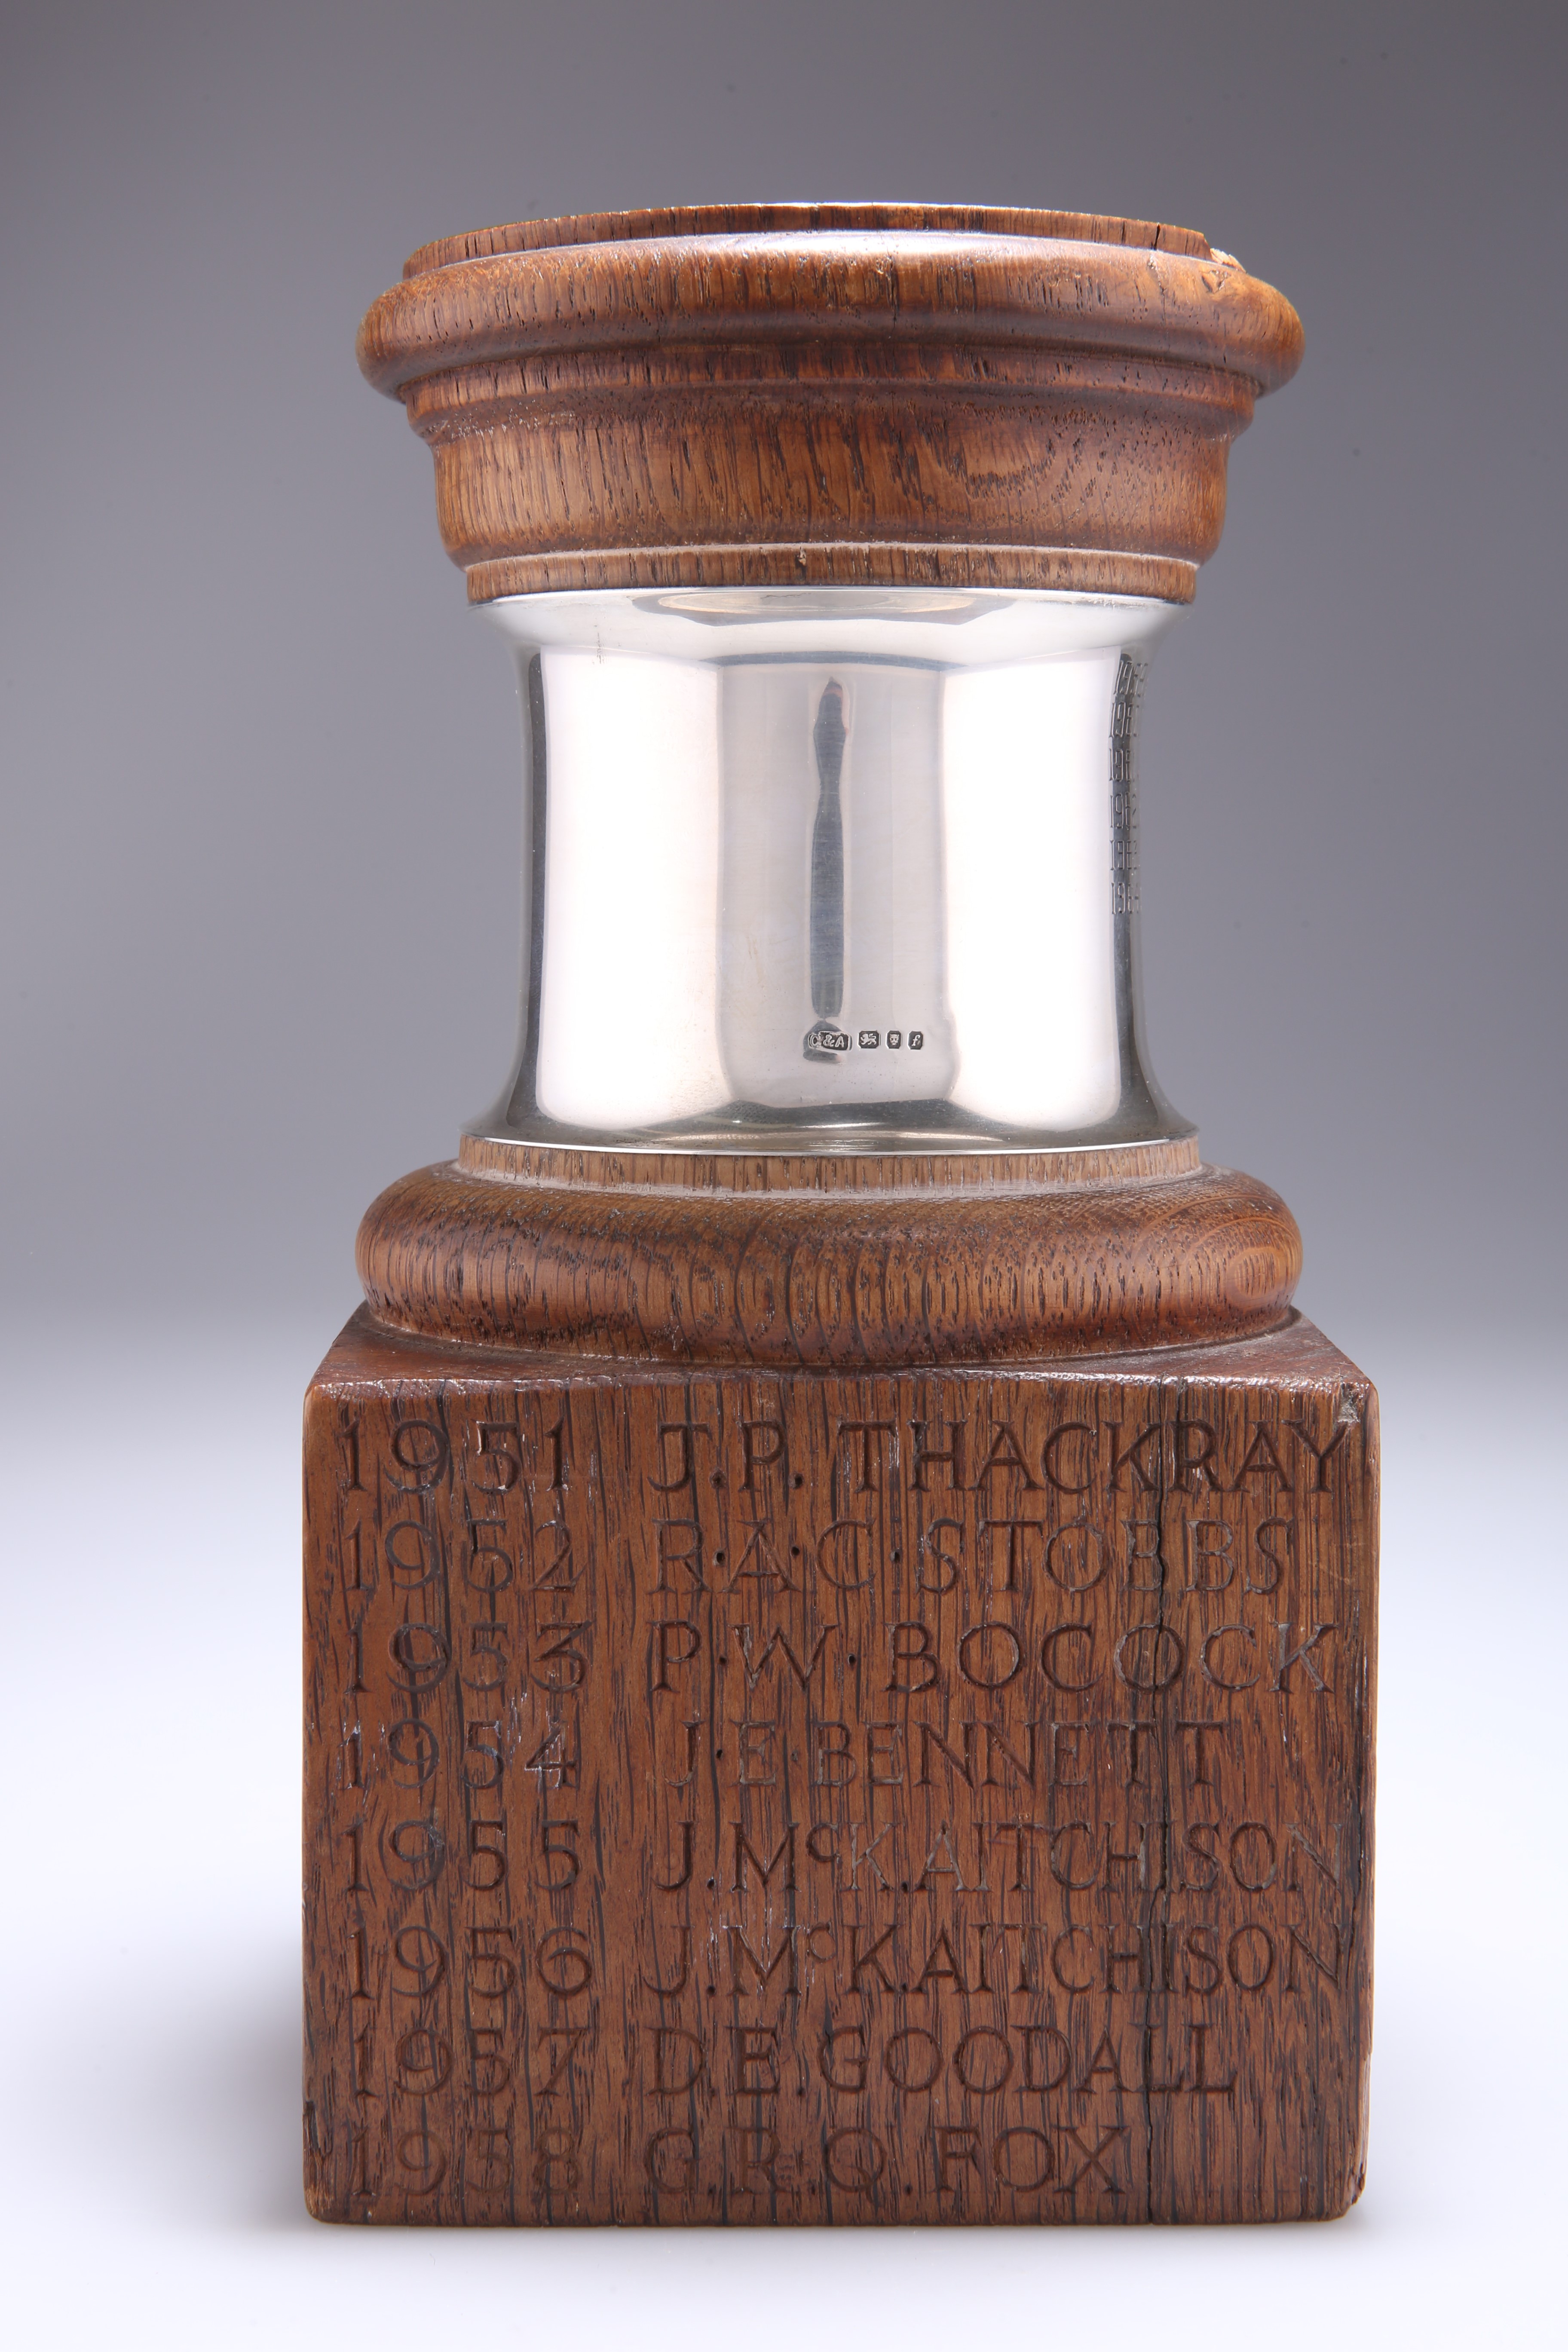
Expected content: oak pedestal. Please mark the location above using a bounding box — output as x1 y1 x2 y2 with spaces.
303 1305 1374 2224
306 204 1375 2224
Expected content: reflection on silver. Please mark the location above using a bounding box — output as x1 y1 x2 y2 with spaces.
809 681 845 1027
717 661 955 1111
475 587 1190 1153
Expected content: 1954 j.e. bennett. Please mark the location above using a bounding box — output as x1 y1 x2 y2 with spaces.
303 205 1376 2226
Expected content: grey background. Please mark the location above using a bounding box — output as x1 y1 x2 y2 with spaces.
4 0 1564 1361
2 9 1565 2346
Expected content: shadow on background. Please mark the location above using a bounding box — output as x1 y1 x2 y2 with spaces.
112 1944 311 2237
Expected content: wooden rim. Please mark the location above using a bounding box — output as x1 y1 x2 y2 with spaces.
361 229 1301 400
456 1133 1202 1194
402 202 1219 277
466 544 1198 606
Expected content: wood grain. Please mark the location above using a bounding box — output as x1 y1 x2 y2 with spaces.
356 1155 1301 1366
303 1308 1375 2225
356 205 1303 603
401 203 1222 276
456 1133 1203 1191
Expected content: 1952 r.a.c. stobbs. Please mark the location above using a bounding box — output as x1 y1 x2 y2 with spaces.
303 204 1376 2226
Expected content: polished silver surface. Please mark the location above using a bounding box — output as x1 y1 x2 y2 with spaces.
473 587 1190 1153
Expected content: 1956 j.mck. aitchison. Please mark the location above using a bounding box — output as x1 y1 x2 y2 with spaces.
303 205 1376 2226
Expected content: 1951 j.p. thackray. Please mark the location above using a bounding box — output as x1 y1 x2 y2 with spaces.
302 204 1376 2226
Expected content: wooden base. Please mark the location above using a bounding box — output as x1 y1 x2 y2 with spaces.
303 1306 1375 2225
356 1147 1301 1366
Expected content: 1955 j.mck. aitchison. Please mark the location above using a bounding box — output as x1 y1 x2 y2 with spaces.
303 205 1376 2226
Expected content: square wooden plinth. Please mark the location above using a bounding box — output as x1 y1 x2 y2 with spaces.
303 1309 1376 2225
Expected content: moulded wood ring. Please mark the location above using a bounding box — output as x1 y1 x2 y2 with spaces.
356 1154 1301 1366
357 204 1303 602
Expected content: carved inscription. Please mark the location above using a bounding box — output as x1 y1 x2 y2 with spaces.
303 1329 1376 2223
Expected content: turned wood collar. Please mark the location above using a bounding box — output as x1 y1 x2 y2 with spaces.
357 202 1303 603
357 1152 1301 1367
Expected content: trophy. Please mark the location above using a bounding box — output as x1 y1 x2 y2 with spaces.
303 205 1375 2224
